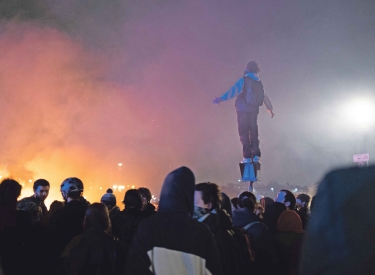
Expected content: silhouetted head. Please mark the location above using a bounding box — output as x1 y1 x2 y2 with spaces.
83 202 111 232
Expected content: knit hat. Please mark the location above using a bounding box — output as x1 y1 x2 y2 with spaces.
101 189 116 205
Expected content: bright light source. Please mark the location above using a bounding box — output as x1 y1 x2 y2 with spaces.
342 98 375 129
271 188 274 191
118 163 123 167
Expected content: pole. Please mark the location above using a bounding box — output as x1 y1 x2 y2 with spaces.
248 181 254 192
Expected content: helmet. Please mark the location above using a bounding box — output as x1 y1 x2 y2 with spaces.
60 177 84 197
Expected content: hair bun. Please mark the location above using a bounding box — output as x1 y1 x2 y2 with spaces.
106 188 113 194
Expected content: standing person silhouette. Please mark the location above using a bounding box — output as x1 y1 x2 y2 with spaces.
213 61 274 163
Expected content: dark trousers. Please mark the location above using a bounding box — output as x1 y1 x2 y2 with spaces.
237 110 260 158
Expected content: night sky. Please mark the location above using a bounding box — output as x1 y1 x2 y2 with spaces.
1 0 375 204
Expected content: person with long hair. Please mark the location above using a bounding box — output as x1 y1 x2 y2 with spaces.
59 203 122 275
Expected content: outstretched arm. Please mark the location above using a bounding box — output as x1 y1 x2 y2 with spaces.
212 77 244 105
264 94 275 118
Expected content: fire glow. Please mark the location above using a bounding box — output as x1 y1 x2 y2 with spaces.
0 23 156 208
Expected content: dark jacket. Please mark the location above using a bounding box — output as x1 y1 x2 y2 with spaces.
235 74 263 113
111 207 147 257
59 227 122 275
275 231 304 275
300 166 375 275
263 202 287 235
0 210 33 275
233 208 267 250
125 167 223 275
233 207 278 275
18 195 48 224
141 202 156 218
48 199 89 268
108 205 120 221
200 208 240 275
295 207 309 231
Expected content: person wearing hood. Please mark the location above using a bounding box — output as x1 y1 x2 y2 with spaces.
232 191 278 275
193 183 240 275
275 210 305 275
212 61 274 163
125 167 223 275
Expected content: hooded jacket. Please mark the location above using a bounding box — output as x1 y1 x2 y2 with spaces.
125 167 223 275
218 71 273 113
275 211 305 275
300 166 375 275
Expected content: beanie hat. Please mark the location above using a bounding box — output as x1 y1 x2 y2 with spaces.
101 189 116 205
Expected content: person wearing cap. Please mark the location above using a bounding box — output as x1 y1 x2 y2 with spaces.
18 179 50 224
101 188 120 220
48 177 89 272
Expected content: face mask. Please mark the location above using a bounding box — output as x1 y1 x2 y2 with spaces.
193 206 209 219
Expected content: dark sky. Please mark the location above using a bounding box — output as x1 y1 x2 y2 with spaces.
1 0 375 203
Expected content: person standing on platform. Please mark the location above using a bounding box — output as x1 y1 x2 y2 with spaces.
213 61 274 163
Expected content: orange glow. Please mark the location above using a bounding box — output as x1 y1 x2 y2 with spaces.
0 22 175 210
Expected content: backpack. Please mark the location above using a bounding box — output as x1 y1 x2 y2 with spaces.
247 77 265 107
231 221 261 273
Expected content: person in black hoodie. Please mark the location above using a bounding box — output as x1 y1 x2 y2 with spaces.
232 191 277 275
125 167 223 275
193 183 240 275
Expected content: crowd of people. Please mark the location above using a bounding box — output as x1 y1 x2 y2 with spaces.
1 165 370 275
